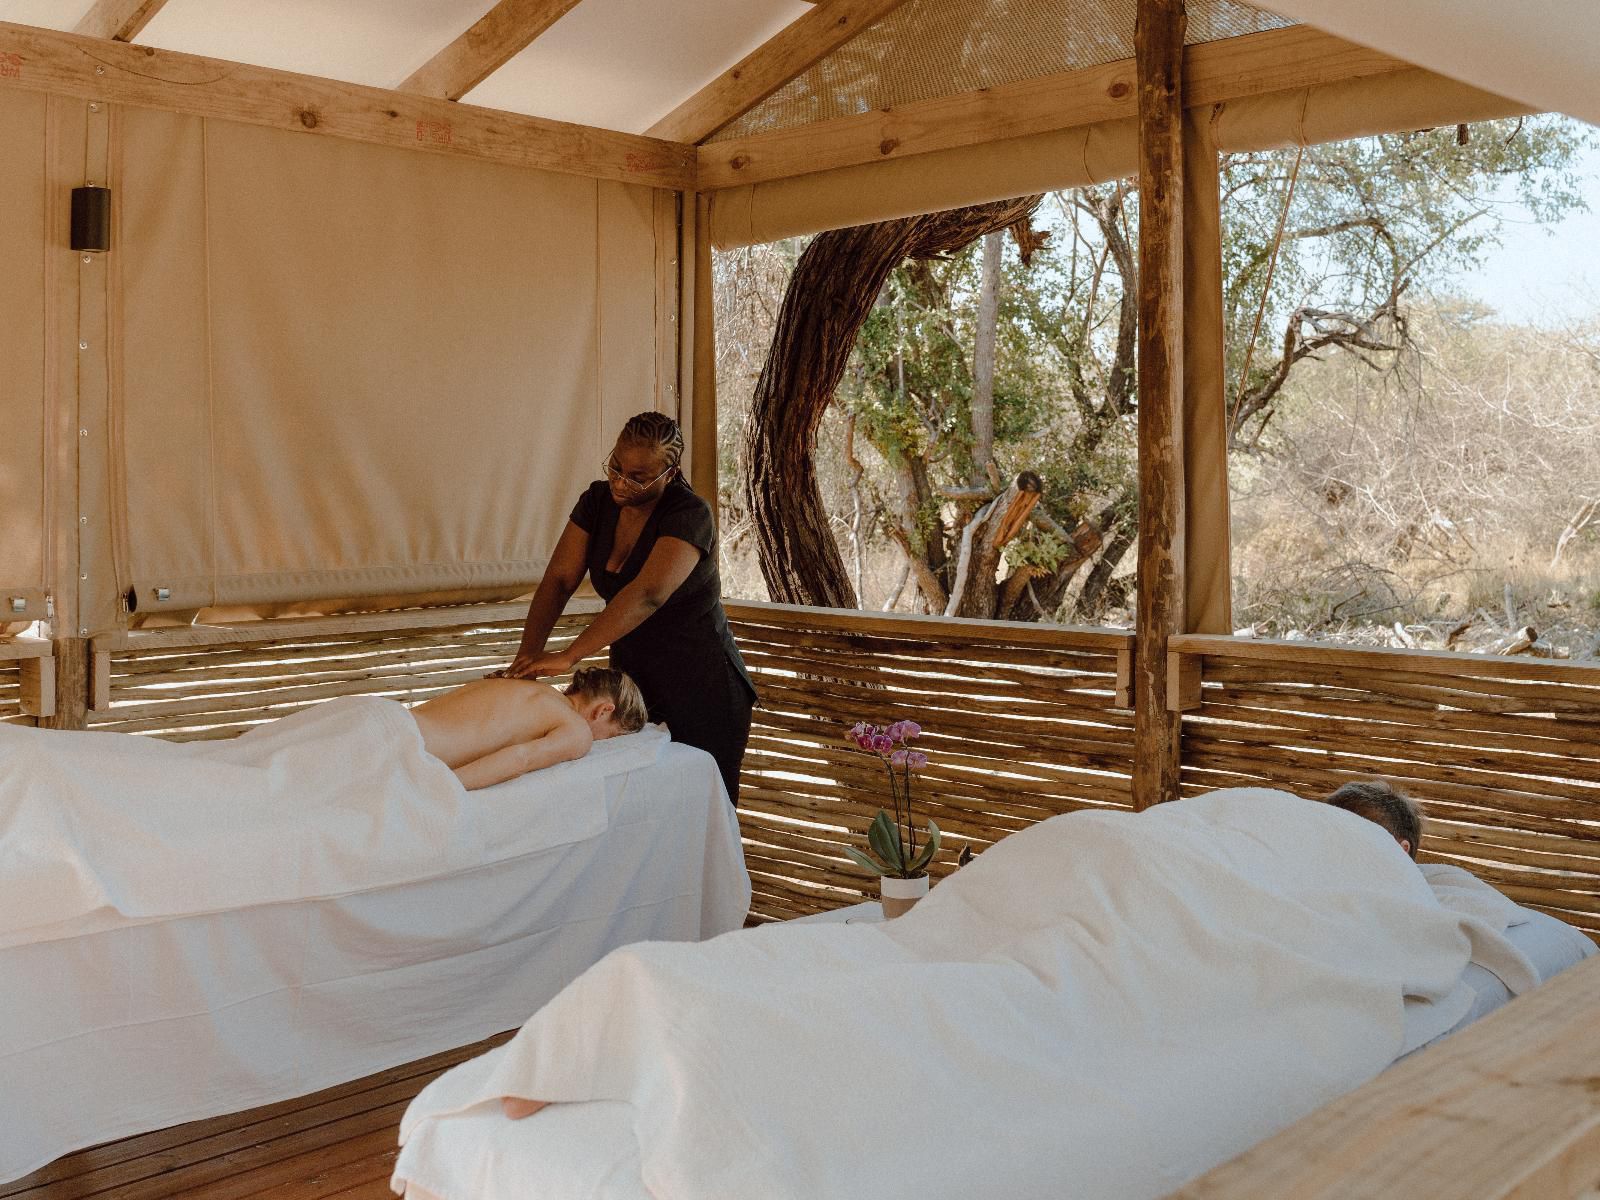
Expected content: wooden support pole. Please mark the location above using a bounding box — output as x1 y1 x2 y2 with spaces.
40 637 89 730
1132 0 1187 809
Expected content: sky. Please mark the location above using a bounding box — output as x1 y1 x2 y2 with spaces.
1446 136 1600 326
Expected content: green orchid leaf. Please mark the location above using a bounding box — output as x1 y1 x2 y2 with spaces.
868 809 905 872
843 846 888 876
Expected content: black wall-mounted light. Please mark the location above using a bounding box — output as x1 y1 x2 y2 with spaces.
70 186 111 253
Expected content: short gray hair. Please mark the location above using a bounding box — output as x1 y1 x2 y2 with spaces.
1324 779 1424 859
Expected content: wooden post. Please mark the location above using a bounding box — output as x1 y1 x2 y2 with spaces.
40 637 90 730
1132 0 1187 809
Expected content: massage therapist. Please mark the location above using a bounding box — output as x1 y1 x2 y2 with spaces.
499 412 756 804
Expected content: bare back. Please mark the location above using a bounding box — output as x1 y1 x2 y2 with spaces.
410 678 586 772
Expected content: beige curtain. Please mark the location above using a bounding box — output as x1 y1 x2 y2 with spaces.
110 109 666 616
0 90 51 625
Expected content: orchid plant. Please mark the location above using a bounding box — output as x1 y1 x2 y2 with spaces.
843 719 941 880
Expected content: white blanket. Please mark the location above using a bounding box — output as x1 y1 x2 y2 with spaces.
0 697 668 949
395 788 1522 1200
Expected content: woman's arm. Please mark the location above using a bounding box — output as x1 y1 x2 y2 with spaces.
519 536 701 676
453 721 594 790
504 521 590 673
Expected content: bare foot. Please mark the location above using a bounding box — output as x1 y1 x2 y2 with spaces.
501 1097 550 1120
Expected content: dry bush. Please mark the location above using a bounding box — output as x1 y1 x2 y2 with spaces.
1232 306 1600 655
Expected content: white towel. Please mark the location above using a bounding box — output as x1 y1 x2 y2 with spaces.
0 699 668 948
397 788 1492 1200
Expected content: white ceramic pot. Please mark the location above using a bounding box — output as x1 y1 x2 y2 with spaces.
879 873 930 919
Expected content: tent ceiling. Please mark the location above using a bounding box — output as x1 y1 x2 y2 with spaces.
714 0 1290 141
0 0 810 134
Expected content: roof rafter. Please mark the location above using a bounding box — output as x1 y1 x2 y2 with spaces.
647 0 913 145
398 0 585 102
74 0 170 42
698 26 1417 190
0 20 694 190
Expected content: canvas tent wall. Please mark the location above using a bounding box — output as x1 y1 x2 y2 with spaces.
0 44 688 645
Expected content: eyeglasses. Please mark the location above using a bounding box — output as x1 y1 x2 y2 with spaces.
603 458 675 494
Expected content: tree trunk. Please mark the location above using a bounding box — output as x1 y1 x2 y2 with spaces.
970 231 1002 486
745 197 1041 608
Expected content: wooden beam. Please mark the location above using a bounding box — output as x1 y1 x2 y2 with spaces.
399 0 584 102
698 26 1411 189
18 655 56 718
1170 953 1600 1199
1166 650 1202 711
39 637 88 729
0 20 694 190
1132 0 1186 810
647 0 913 144
89 649 111 710
74 0 169 42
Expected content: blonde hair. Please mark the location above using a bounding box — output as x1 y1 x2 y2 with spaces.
565 666 648 734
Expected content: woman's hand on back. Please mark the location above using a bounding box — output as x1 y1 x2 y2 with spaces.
496 649 578 680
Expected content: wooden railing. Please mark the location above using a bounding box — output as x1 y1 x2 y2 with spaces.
84 603 599 740
0 637 52 727
1170 634 1600 940
726 601 1135 922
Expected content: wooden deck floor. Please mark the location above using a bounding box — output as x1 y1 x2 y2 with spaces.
3 1033 513 1200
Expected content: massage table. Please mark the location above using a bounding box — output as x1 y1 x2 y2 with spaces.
0 711 751 1184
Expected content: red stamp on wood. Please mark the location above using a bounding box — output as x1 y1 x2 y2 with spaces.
415 119 453 147
0 53 23 80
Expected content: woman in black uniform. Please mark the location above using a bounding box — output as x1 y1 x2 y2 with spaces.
500 412 755 804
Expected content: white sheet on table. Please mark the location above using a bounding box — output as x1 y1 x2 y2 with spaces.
0 698 668 949
395 788 1527 1200
0 741 746 1186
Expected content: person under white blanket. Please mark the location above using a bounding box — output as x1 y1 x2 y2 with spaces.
396 786 1534 1200
0 671 669 949
413 666 646 789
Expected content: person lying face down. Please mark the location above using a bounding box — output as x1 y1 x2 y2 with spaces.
1324 779 1424 860
409 666 648 791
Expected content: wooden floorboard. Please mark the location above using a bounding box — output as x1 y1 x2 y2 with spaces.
8 1032 513 1200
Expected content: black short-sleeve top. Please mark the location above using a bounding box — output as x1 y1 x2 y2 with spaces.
569 477 755 703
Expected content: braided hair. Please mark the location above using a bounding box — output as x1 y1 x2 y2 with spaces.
617 411 684 471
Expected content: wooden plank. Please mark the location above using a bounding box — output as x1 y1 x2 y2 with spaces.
17 656 54 718
89 648 110 709
1173 632 1600 686
73 0 169 42
1167 649 1202 711
93 599 597 652
645 0 914 144
1115 643 1134 708
697 26 1412 190
1132 0 1186 809
398 0 585 102
0 21 695 190
0 636 52 663
4 1032 510 1198
726 598 1132 652
1168 954 1600 1199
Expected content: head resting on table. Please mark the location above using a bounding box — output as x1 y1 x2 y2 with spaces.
564 666 648 738
1324 779 1424 860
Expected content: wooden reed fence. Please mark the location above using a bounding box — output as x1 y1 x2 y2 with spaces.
85 602 600 740
1171 634 1600 940
725 601 1136 922
0 637 50 727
